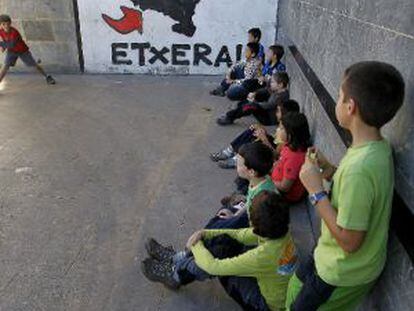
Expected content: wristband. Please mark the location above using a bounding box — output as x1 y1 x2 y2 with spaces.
309 191 328 207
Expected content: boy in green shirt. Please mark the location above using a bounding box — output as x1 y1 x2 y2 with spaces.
205 141 277 229
286 61 405 310
143 191 297 311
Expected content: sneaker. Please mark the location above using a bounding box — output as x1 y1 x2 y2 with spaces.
217 157 237 169
46 75 56 85
145 238 175 262
210 151 230 162
141 258 181 290
216 115 234 126
210 87 225 97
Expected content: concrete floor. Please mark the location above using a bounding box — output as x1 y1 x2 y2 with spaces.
0 74 316 311
0 74 264 311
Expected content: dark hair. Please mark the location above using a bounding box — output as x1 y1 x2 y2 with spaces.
269 45 285 61
248 28 262 41
250 190 289 239
238 142 274 177
342 61 405 128
277 99 300 115
247 42 260 58
0 15 11 23
273 72 289 87
281 112 312 151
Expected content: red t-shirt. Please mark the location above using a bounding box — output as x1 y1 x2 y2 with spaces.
0 26 29 53
271 144 307 203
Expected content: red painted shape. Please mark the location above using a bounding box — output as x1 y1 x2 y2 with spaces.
102 6 143 34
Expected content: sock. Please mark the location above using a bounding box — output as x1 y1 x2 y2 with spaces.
222 146 234 157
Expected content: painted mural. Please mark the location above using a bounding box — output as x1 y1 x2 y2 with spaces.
77 0 278 74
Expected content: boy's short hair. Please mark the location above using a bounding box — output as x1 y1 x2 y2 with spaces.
248 28 262 41
273 72 290 87
247 42 260 58
278 99 300 115
269 45 285 60
238 142 274 177
281 112 312 151
0 15 11 23
250 190 289 239
342 61 405 128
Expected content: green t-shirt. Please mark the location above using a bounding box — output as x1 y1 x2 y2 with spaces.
246 176 278 219
314 140 394 287
192 228 296 310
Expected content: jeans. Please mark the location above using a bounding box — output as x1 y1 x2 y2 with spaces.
221 66 245 92
231 128 275 153
205 207 249 229
173 234 246 284
173 235 270 311
220 276 270 311
227 84 249 101
225 100 277 125
290 255 336 311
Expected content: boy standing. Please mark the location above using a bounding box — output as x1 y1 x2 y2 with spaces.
287 61 405 310
0 15 55 85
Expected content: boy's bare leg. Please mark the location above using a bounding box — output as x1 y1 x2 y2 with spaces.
35 64 47 77
0 64 10 83
35 64 56 85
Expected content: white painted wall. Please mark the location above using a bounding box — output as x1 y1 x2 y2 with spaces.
78 0 278 74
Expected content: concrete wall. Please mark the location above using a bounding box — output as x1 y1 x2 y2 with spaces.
0 0 80 73
277 0 414 309
77 0 278 74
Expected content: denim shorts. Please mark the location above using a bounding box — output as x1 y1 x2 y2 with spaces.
5 51 37 67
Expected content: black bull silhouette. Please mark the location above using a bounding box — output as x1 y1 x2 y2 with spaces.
131 0 201 37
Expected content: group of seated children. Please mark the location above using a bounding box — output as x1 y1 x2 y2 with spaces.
141 27 406 311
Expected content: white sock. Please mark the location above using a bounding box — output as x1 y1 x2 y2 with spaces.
223 146 234 157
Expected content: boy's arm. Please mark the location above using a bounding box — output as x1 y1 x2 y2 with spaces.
275 157 304 193
300 157 369 253
313 198 366 253
0 40 16 49
191 240 269 277
274 179 294 193
204 228 257 245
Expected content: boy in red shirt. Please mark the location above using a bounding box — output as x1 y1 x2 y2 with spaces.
0 15 55 85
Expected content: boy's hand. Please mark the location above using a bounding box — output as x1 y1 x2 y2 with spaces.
312 148 331 169
186 230 204 249
249 124 263 131
308 147 336 180
300 149 324 194
226 78 234 84
217 209 234 219
253 128 268 143
247 92 256 102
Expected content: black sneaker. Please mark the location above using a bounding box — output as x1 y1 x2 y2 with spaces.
216 115 234 126
141 258 181 290
217 157 237 169
46 75 56 85
210 150 232 162
145 238 175 262
210 87 225 97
